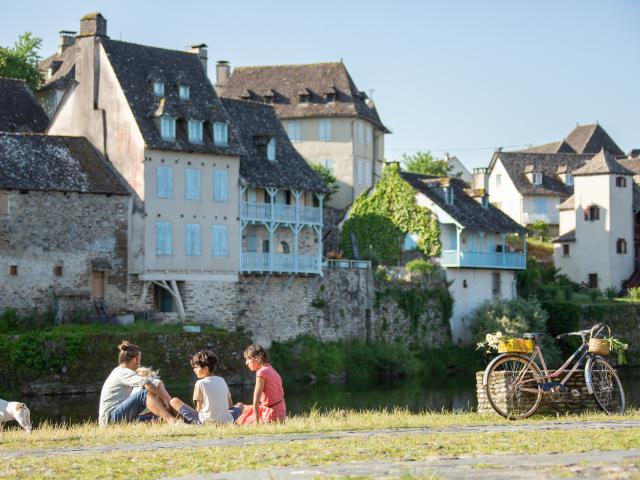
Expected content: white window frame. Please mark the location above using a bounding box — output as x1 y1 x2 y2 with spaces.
319 119 332 141
153 81 164 97
212 224 229 257
267 138 276 161
179 85 190 100
155 221 173 256
533 172 543 185
288 120 301 142
184 223 201 256
188 120 203 144
160 117 176 141
213 170 229 202
213 122 228 146
184 168 201 200
495 174 502 187
156 166 173 199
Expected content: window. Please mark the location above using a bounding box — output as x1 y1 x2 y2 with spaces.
323 158 334 173
445 187 454 205
153 81 164 97
616 176 627 188
8 265 17 276
156 166 173 198
287 120 301 142
495 174 502 187
160 117 176 141
562 244 570 256
588 273 598 289
275 190 287 204
366 125 372 145
156 222 173 255
188 120 203 144
184 168 201 200
616 238 628 254
279 241 290 254
184 223 201 256
247 188 257 203
299 93 309 103
492 272 501 296
179 85 190 100
403 233 419 251
262 239 270 253
213 122 228 146
246 233 258 252
53 265 63 276
319 119 332 141
585 205 600 221
0 191 8 216
212 225 228 256
533 198 547 214
566 174 574 186
532 172 543 185
267 137 276 161
213 170 228 202
158 287 174 313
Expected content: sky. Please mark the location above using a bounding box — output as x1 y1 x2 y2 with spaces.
2 0 639 169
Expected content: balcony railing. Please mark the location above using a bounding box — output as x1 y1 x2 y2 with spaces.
440 250 526 270
240 202 322 225
241 252 321 274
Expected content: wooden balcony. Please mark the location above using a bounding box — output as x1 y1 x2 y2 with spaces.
240 202 322 225
440 250 526 270
240 252 321 274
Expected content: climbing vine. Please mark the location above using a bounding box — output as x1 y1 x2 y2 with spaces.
340 164 440 265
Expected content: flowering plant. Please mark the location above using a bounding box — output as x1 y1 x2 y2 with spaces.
608 337 629 365
476 331 512 353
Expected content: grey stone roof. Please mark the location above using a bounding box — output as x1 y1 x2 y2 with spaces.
0 133 128 195
489 151 592 197
220 62 389 132
220 98 328 192
619 158 640 175
552 229 576 243
565 124 624 156
559 195 574 211
0 78 49 132
39 43 78 93
520 140 576 154
572 149 634 177
399 172 525 234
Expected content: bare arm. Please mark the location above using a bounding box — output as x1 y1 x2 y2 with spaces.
144 382 170 409
252 376 266 424
228 391 233 409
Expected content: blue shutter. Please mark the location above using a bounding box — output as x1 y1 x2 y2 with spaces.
185 224 201 256
212 225 228 256
213 170 228 201
185 168 201 200
156 222 172 255
157 167 173 198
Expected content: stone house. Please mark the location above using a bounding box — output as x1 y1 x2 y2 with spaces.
0 133 130 321
484 124 625 233
216 61 390 210
553 150 636 291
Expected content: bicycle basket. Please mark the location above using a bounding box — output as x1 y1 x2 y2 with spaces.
498 338 534 354
588 324 611 356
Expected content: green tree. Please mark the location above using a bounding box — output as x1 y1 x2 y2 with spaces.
310 163 339 203
0 33 44 91
401 151 452 176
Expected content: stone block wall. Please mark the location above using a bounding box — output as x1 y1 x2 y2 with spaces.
0 190 129 320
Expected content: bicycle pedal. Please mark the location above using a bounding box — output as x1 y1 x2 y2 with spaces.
541 381 566 392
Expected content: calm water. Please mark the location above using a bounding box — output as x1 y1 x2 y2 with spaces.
18 369 640 426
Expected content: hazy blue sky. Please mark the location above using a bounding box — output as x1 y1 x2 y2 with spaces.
2 1 638 169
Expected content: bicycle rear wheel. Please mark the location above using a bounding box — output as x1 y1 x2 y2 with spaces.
485 355 543 420
587 356 625 414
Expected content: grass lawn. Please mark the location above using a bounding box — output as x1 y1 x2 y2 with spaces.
1 410 639 479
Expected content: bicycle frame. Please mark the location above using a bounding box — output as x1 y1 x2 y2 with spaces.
519 342 590 393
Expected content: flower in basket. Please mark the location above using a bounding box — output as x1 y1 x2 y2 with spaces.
476 331 508 353
609 337 629 365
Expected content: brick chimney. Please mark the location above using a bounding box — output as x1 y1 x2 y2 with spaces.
78 12 108 37
188 44 208 74
216 60 231 91
58 31 76 54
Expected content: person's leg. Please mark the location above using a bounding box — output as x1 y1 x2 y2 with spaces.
109 390 148 424
145 393 175 423
170 397 200 424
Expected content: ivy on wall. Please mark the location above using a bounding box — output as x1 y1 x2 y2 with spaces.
340 164 440 265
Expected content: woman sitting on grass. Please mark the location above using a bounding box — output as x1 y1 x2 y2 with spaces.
236 344 286 425
98 341 177 427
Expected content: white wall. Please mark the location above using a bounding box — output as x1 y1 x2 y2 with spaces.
522 196 561 226
488 158 523 224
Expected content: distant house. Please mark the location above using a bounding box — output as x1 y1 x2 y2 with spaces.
444 153 472 184
217 61 390 210
485 123 624 231
553 150 635 291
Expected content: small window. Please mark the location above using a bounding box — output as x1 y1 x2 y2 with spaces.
53 265 63 276
157 286 174 313
588 273 598 289
267 138 276 161
288 120 301 142
179 85 190 100
213 170 229 202
299 94 309 103
585 205 600 221
565 174 574 186
616 176 627 188
160 117 176 141
156 221 173 255
262 239 270 253
326 92 336 103
213 122 228 146
533 172 543 185
492 272 501 296
246 233 258 252
156 166 173 199
323 158 334 173
278 241 290 254
184 168 201 200
319 119 332 141
212 224 228 256
153 81 164 97
8 265 17 276
616 238 627 254
188 120 203 144
445 187 454 205
184 223 201 256
562 244 570 257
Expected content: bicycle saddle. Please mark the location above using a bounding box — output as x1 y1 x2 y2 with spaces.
523 332 545 340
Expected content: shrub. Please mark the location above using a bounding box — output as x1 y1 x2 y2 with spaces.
528 220 550 241
588 288 601 301
405 259 435 276
563 288 574 301
605 286 618 301
629 287 640 302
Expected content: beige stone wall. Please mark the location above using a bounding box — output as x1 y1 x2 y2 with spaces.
0 190 129 319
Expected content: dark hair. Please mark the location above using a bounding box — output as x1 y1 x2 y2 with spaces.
118 340 141 364
190 351 218 372
243 344 269 365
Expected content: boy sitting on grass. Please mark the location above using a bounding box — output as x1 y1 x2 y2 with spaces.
170 351 242 424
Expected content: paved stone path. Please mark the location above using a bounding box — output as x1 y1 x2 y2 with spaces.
1 419 639 459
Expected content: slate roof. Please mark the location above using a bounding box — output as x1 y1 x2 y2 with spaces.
0 78 49 132
0 133 128 195
559 195 574 211
565 124 624 156
619 158 640 175
220 62 390 132
489 151 592 197
220 98 328 192
520 140 575 154
552 229 576 243
40 43 78 92
572 149 634 176
399 171 525 234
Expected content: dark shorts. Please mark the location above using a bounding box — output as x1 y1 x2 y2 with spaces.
177 405 243 424
108 389 148 424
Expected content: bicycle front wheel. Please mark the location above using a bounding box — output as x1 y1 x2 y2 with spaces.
485 355 543 420
587 356 625 415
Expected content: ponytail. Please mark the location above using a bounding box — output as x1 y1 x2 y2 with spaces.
118 340 141 364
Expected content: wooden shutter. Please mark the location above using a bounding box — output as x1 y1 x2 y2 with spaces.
185 224 201 256
156 222 172 255
157 167 173 198
213 170 228 201
212 225 228 256
185 169 201 200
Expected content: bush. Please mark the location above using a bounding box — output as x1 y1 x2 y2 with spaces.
528 220 550 241
605 286 617 301
405 259 435 276
588 288 601 301
629 287 640 302
563 288 573 301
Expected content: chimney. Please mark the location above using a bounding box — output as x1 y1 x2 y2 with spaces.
216 60 231 91
188 44 208 75
58 31 76 54
472 167 488 191
78 12 108 38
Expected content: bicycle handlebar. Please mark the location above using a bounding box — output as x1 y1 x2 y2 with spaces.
556 323 608 341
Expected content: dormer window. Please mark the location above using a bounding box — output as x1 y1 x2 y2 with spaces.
445 187 454 205
566 174 573 186
179 85 190 100
299 93 309 103
532 172 543 185
213 122 228 146
267 138 276 161
160 117 176 141
326 92 336 102
188 120 203 144
154 81 165 97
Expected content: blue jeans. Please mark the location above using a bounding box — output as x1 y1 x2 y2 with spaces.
108 389 148 424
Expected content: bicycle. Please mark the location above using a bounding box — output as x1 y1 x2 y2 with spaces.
482 323 625 419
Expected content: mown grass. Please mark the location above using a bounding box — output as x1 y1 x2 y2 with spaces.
1 427 639 479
